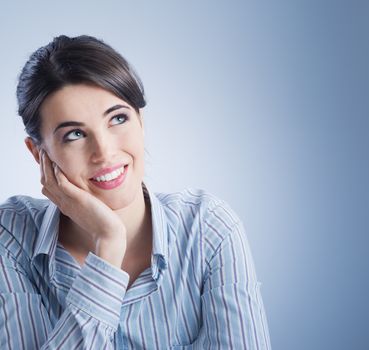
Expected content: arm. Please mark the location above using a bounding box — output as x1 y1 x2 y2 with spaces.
200 220 272 349
0 233 129 349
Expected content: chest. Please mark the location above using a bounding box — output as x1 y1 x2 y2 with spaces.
51 253 203 349
58 240 151 291
57 225 152 290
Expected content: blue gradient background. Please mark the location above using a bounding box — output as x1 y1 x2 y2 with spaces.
0 1 368 349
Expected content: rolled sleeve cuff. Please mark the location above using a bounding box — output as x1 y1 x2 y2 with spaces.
66 252 129 330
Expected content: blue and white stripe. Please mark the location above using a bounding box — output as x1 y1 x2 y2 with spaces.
0 182 271 349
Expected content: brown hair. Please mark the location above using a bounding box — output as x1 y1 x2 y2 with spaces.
16 35 146 145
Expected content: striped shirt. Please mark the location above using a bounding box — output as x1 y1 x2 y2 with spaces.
0 182 271 349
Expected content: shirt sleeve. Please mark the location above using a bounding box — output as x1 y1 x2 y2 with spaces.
200 220 272 349
0 238 129 349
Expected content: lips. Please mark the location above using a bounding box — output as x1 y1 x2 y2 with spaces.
89 163 126 180
89 164 129 190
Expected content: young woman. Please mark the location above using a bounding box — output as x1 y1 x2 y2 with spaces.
0 35 272 349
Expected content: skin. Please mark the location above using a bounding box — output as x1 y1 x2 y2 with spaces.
25 83 153 273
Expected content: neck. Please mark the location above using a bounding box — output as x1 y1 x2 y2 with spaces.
115 184 152 254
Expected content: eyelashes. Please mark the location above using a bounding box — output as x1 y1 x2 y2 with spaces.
63 129 85 142
62 113 129 143
110 114 128 125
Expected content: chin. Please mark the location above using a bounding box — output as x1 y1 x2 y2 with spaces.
100 196 129 211
98 188 138 211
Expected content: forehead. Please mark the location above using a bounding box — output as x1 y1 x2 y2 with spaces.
40 83 132 120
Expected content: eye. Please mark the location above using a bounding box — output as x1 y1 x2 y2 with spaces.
63 129 85 142
110 113 128 126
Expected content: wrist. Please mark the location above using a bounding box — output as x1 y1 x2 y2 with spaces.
95 237 126 268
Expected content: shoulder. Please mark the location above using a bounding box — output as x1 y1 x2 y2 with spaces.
0 195 49 259
156 187 242 243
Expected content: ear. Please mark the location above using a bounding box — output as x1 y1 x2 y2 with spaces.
24 137 41 164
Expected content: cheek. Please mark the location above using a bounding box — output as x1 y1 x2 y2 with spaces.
52 149 86 183
118 132 145 158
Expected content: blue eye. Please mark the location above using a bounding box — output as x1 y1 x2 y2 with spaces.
63 129 85 142
110 114 128 126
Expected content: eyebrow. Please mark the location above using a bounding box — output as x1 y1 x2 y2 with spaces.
53 104 129 134
103 104 129 116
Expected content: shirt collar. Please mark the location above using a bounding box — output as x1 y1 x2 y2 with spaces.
31 200 59 279
31 182 171 282
142 182 171 282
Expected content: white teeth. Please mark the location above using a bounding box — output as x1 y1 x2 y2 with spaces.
93 166 125 182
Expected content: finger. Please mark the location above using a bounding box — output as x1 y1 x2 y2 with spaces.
42 151 57 187
53 163 78 198
41 186 58 204
53 162 62 186
53 162 66 186
39 149 46 185
41 186 69 214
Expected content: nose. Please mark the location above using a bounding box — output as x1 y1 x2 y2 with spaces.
90 132 116 164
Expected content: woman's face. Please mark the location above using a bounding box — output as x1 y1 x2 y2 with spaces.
36 83 145 210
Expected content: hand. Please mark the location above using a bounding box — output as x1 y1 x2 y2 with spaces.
39 149 127 265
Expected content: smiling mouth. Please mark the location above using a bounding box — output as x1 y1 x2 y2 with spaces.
90 166 125 182
89 165 128 190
